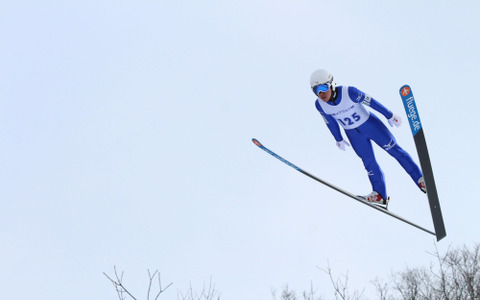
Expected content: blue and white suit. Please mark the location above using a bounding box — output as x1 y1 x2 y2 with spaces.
315 85 423 199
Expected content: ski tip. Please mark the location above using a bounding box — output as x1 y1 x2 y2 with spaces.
399 85 412 97
252 138 262 147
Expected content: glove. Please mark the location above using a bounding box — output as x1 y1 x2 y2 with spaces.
336 139 350 151
388 113 402 127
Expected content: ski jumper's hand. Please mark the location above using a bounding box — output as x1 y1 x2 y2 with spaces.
388 113 402 127
336 139 350 151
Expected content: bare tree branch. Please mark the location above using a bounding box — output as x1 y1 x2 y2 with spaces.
178 277 221 300
153 271 173 300
104 267 172 300
104 266 137 300
317 263 364 300
374 243 480 300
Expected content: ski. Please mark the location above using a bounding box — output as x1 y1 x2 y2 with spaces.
252 138 435 237
399 85 446 241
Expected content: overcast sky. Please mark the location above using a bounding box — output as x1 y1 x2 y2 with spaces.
2 1 480 299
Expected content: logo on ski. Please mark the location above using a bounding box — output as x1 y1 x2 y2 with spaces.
252 139 262 147
401 86 411 97
400 85 422 136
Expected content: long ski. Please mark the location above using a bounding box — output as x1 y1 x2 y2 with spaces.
399 85 446 241
252 138 435 237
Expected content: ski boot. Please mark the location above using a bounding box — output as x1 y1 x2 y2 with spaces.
418 177 427 193
359 191 389 209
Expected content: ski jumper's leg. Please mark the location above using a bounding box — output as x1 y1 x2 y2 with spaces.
366 114 423 184
345 127 387 199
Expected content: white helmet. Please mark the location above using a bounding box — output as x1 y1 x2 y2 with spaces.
310 69 336 94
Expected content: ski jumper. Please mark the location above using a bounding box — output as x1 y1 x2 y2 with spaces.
315 86 423 199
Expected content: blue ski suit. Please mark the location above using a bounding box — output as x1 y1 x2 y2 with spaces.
315 85 422 199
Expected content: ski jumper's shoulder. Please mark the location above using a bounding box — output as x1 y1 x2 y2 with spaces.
347 86 369 104
348 86 393 119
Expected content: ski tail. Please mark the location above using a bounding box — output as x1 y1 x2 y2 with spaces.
400 85 446 241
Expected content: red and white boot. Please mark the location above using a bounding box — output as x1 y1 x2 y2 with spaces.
360 191 389 207
418 177 427 193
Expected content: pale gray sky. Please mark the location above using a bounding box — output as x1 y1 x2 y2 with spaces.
1 1 479 299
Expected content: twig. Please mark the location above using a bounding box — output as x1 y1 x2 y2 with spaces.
103 266 137 300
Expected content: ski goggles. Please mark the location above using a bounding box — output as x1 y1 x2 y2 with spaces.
312 83 331 95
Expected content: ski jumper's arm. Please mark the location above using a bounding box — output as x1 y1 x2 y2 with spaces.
315 100 344 142
348 86 393 119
